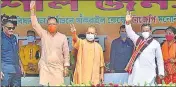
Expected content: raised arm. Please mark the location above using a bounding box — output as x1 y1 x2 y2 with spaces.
125 11 139 44
70 24 81 50
30 1 44 37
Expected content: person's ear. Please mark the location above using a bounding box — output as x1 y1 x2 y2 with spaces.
149 30 152 34
95 33 97 36
2 26 5 29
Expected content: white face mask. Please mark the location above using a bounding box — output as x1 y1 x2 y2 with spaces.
142 32 150 39
86 34 95 41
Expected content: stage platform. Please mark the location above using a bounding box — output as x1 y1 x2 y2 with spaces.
21 73 128 86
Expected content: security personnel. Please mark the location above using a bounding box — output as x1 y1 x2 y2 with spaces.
19 30 40 74
1 20 24 86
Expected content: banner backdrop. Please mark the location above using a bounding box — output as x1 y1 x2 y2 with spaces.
1 0 176 66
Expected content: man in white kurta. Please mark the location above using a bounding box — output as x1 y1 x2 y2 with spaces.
125 11 164 86
30 1 70 86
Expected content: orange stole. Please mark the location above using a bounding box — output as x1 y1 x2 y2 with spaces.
162 41 176 61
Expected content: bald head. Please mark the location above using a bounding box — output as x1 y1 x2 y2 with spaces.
85 26 97 42
86 26 97 34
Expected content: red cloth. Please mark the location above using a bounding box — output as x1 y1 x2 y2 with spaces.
172 73 176 83
156 75 163 84
165 61 176 75
163 60 176 84
164 75 172 84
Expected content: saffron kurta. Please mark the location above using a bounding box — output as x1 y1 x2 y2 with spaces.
19 44 40 74
31 15 70 86
125 24 164 86
72 33 105 85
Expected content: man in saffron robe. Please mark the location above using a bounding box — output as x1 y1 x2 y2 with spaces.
125 11 164 86
70 24 105 85
30 1 70 86
161 26 176 84
71 34 86 73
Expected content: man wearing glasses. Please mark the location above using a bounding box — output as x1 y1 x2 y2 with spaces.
1 20 24 86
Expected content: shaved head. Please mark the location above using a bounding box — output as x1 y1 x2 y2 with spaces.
87 26 97 34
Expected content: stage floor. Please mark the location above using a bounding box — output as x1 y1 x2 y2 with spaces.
21 73 128 86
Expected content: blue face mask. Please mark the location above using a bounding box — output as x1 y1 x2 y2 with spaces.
27 36 35 43
120 32 127 39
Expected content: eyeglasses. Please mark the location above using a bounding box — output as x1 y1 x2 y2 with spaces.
5 26 15 30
